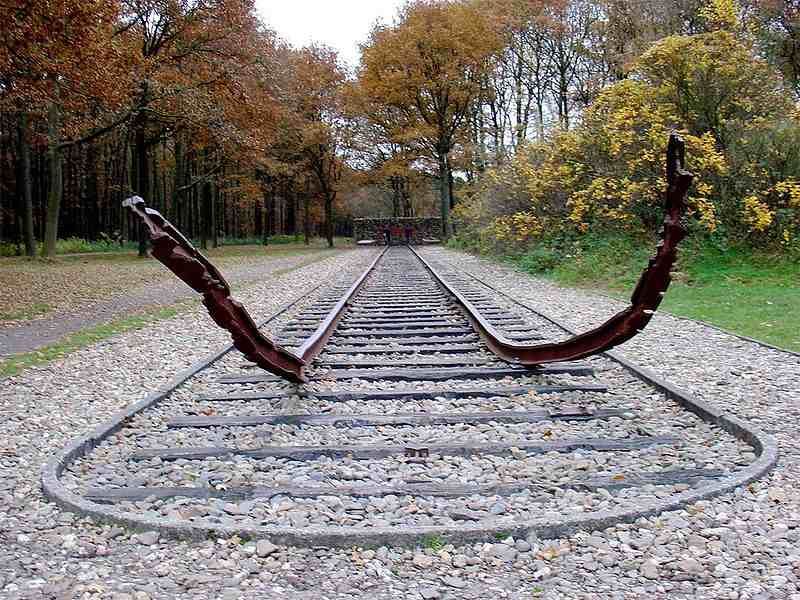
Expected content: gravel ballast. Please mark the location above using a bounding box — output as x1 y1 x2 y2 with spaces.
1 246 797 598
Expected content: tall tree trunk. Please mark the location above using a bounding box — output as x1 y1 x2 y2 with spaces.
294 190 301 241
325 190 335 248
211 181 218 248
261 189 269 245
515 58 526 147
43 100 63 258
392 180 400 218
17 113 36 256
173 134 184 224
287 183 296 236
303 179 310 246
151 143 159 211
263 184 272 245
134 114 149 257
448 156 455 210
86 142 100 240
437 151 451 240
200 179 211 250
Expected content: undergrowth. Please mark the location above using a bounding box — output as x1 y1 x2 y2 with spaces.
453 232 800 352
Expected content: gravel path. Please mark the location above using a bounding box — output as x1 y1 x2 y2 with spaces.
1 246 798 599
0 251 331 357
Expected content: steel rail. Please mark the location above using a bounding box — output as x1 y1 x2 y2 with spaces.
294 248 387 363
410 132 693 365
122 196 386 382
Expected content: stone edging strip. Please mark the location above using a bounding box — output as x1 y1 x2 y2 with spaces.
41 254 778 548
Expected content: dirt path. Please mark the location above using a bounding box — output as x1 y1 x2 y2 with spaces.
0 252 334 357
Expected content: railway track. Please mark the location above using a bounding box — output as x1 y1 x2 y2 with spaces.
44 245 775 547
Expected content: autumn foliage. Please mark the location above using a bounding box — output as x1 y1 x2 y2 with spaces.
0 0 353 256
454 5 800 253
1 0 800 256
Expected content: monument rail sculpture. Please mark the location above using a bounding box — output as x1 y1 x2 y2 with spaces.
44 134 776 547
124 133 693 380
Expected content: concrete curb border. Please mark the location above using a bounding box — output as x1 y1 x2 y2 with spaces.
41 255 778 548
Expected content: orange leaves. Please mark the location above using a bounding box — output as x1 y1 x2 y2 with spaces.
0 0 126 117
358 0 504 155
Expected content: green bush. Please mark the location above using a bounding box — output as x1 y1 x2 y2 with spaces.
515 245 562 273
218 235 302 246
0 242 18 257
266 234 301 245
0 237 136 257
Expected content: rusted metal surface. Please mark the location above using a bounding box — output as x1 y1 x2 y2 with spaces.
123 196 306 381
123 196 386 382
414 132 694 365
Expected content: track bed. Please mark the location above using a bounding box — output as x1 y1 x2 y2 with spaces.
49 246 769 546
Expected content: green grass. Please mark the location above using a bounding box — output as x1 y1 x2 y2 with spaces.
0 237 139 257
0 304 188 377
0 236 352 258
658 247 800 351
506 234 800 352
1 302 51 322
422 535 444 552
0 241 343 269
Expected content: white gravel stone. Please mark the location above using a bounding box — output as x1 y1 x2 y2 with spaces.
1 246 797 598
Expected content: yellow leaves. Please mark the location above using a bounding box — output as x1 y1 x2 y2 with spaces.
490 212 544 243
736 179 800 240
742 195 774 232
635 31 789 149
685 133 727 176
772 180 800 208
359 0 503 150
699 0 741 31
455 12 797 251
690 197 719 232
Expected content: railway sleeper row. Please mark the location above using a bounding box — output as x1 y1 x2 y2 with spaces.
58 246 761 542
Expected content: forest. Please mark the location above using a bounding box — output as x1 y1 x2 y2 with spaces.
1 0 799 259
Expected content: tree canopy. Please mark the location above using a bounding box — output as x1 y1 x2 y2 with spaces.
1 0 799 256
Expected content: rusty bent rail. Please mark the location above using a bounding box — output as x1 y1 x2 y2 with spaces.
412 132 694 365
122 196 385 383
124 132 691 379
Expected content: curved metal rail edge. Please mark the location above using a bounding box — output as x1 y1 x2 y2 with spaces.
41 295 777 548
122 195 385 382
295 248 387 363
413 132 693 366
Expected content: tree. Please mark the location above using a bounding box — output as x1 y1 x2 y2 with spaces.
15 114 35 256
635 31 790 149
456 25 799 250
287 45 348 247
597 0 707 78
744 0 800 97
0 0 124 257
359 0 503 239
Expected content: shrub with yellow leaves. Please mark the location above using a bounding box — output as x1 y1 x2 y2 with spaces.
742 195 775 232
457 29 799 252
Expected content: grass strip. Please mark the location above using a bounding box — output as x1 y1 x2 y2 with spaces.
493 234 800 353
0 304 189 377
0 249 341 377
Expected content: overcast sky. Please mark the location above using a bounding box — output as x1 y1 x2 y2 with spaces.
255 0 403 67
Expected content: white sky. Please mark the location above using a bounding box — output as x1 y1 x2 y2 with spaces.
255 0 403 68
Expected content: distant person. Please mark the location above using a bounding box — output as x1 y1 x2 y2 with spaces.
391 223 402 245
404 223 414 245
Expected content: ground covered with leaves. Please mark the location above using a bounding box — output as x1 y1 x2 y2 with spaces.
0 243 345 375
0 243 334 326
